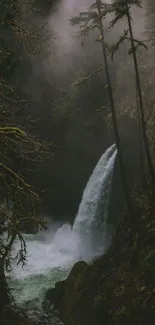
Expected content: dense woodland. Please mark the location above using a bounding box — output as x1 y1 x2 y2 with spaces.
1 0 155 324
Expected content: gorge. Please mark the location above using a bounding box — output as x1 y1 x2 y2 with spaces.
9 144 117 322
1 1 155 325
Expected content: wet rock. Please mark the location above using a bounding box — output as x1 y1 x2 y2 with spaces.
66 261 88 279
55 261 88 322
43 280 65 312
55 280 65 292
47 211 155 325
43 261 88 320
43 288 57 311
45 288 56 303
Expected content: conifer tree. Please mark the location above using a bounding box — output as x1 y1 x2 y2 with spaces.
107 0 155 194
70 0 134 220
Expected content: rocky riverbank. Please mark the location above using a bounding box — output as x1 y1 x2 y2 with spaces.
43 194 155 325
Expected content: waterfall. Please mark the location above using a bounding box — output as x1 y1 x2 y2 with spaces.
73 143 117 258
9 143 117 315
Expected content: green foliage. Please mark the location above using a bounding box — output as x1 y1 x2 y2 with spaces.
0 0 49 79
0 79 52 270
105 1 147 58
108 29 147 59
0 122 51 325
69 2 110 46
0 126 48 271
70 0 135 219
0 3 54 321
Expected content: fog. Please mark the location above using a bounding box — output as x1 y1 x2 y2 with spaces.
7 0 152 223
34 0 145 86
21 0 148 98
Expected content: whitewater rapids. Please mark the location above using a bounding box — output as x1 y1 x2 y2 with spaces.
8 144 117 320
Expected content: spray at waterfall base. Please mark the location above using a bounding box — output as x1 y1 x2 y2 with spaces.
9 144 117 316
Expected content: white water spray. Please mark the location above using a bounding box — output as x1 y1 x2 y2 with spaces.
9 144 117 310
73 143 117 259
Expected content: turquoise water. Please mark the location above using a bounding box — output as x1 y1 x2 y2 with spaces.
8 144 117 321
8 224 80 308
9 267 69 305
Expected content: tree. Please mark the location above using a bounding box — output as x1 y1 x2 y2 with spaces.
142 0 155 165
107 0 155 195
0 0 47 79
0 124 51 316
70 0 134 221
0 1 53 320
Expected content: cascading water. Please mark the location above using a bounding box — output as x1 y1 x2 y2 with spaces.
73 143 117 259
8 144 117 321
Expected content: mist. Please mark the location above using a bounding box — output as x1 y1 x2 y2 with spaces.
19 0 148 99
45 0 146 78
15 0 151 220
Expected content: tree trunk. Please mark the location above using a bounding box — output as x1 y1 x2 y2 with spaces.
136 84 145 186
0 258 10 315
96 0 134 222
126 4 155 193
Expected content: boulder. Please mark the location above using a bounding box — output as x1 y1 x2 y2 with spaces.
57 261 88 321
44 288 56 303
43 288 56 311
43 261 88 317
55 280 65 292
43 280 65 311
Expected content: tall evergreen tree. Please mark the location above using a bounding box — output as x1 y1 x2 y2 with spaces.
70 0 134 220
107 0 155 195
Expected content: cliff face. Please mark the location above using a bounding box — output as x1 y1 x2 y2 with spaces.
44 195 155 325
